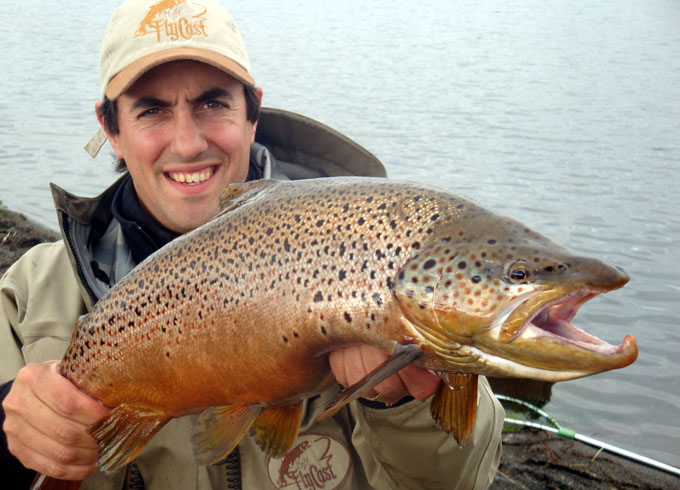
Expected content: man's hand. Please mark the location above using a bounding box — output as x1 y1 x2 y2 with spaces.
2 362 110 481
329 345 441 405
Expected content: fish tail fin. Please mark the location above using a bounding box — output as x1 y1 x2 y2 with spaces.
191 404 262 465
30 474 81 490
89 404 169 472
430 373 478 447
250 403 305 458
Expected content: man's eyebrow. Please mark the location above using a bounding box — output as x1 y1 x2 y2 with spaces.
190 87 234 105
130 96 171 113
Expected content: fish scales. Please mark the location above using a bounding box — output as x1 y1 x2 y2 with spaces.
62 178 476 410
50 176 636 481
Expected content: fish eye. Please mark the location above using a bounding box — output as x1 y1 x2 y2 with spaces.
504 260 531 284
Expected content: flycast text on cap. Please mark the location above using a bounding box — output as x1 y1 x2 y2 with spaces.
135 1 208 42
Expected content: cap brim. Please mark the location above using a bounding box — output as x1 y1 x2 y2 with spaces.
105 47 255 100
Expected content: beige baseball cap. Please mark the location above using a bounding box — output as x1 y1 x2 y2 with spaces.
85 0 254 157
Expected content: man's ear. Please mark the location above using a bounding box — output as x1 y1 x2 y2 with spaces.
250 87 264 143
95 100 124 159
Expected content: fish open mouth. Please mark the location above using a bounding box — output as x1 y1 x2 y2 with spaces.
519 288 627 355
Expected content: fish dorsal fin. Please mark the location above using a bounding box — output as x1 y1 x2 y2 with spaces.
88 404 170 472
218 179 279 213
430 373 478 447
318 344 422 421
191 404 263 465
250 403 305 458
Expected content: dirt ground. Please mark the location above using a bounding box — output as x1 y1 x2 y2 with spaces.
1 206 678 489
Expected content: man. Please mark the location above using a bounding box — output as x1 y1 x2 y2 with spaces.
0 0 503 488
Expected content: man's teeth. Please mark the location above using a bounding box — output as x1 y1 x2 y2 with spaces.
169 168 214 184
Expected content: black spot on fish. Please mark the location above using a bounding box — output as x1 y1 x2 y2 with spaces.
372 293 383 306
487 239 496 245
358 217 365 225
412 242 421 250
313 292 324 302
458 261 467 269
431 213 440 221
472 276 482 283
339 270 347 281
344 312 352 323
423 259 436 270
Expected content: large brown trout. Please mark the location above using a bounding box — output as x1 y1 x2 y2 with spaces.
35 177 637 489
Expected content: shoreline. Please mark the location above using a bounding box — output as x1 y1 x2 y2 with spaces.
1 206 677 489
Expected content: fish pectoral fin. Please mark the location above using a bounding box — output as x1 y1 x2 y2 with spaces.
318 343 422 421
250 403 305 459
430 373 479 447
88 404 170 472
30 473 82 490
191 404 263 465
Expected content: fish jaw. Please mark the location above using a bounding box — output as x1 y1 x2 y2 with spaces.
393 239 638 381
476 285 638 380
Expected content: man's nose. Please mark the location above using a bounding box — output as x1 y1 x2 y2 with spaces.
170 110 209 159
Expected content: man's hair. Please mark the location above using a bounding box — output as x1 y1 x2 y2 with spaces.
98 84 261 172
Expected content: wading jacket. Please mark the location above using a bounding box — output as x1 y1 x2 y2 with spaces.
0 108 503 490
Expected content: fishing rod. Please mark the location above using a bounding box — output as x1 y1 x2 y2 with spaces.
496 394 680 478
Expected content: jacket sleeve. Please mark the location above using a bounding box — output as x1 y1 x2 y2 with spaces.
0 241 86 384
348 376 503 490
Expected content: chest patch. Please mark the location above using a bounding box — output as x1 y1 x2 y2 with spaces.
266 433 351 489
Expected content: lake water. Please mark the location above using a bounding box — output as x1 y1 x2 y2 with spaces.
1 0 678 468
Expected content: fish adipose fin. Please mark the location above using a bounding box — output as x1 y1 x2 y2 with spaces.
250 403 305 458
319 344 422 421
218 180 278 214
430 373 479 446
192 404 263 465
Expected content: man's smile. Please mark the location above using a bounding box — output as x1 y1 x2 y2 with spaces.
166 166 217 185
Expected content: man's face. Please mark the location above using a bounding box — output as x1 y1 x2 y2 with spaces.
102 60 260 234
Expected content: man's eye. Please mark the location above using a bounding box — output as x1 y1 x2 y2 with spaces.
139 108 161 117
204 100 226 110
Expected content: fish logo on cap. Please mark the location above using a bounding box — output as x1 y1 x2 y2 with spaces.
135 0 208 41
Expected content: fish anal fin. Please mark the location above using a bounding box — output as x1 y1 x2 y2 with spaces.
250 403 304 459
89 404 169 473
30 474 81 490
191 404 263 465
319 344 421 421
430 373 479 447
